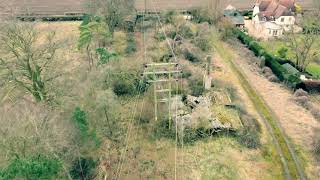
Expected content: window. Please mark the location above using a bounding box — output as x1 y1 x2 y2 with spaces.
281 17 284 22
273 30 278 36
269 29 272 34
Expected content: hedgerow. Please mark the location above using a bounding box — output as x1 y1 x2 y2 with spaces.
235 30 302 87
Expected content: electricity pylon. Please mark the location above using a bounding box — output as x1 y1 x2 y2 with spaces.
143 62 181 128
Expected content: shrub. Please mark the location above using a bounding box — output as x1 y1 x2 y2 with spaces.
125 32 137 55
112 75 149 96
294 89 308 97
262 67 273 76
267 75 279 82
277 47 288 59
294 96 310 107
310 107 320 120
153 119 175 140
73 107 89 137
218 17 236 40
113 31 127 55
96 48 118 65
167 29 177 39
178 23 195 39
182 127 208 145
72 107 101 147
237 129 261 149
153 119 209 145
189 8 211 24
1 155 61 179
249 41 263 56
183 49 200 63
113 80 136 96
181 69 192 79
189 78 205 97
163 10 177 24
70 158 96 180
193 35 211 52
314 130 320 160
154 31 166 41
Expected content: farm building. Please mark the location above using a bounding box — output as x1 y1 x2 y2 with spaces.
0 0 315 17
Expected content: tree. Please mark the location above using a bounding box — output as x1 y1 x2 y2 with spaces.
218 17 235 40
87 0 135 34
78 20 112 70
284 16 320 72
0 101 76 179
314 0 320 16
277 47 288 59
208 0 222 24
0 22 59 102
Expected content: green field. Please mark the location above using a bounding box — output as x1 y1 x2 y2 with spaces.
259 39 320 78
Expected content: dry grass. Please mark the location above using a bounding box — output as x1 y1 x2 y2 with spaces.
225 41 320 179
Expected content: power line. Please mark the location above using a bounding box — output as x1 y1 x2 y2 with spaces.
150 1 181 179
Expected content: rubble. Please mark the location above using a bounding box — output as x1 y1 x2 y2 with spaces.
171 95 234 132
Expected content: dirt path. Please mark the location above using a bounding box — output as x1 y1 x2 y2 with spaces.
223 41 320 179
230 42 319 151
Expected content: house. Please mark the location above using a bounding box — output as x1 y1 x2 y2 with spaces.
223 5 245 28
252 0 297 37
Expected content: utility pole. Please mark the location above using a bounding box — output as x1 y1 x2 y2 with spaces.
204 55 212 90
144 0 147 14
143 63 181 127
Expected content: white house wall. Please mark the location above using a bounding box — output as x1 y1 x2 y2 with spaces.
275 16 295 26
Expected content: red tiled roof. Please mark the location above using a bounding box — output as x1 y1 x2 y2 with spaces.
265 1 280 12
274 5 287 18
279 0 294 9
258 0 295 18
258 0 272 11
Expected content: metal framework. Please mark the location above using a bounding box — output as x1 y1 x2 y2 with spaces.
143 63 181 127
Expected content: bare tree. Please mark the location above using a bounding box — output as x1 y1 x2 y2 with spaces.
0 101 76 179
208 0 222 24
314 0 320 16
0 22 60 102
284 16 320 72
86 0 135 34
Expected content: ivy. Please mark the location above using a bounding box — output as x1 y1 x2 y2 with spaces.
0 155 61 180
96 48 118 65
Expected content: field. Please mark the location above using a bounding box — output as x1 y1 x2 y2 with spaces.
0 0 315 16
0 19 286 179
0 6 319 179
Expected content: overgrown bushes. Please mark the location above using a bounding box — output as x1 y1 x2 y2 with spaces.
112 74 149 97
153 119 210 145
113 80 137 96
193 35 211 52
72 107 101 147
0 155 61 179
189 78 205 96
125 32 137 55
184 49 200 63
233 104 261 149
315 130 320 161
70 157 97 180
17 15 84 22
237 129 260 149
